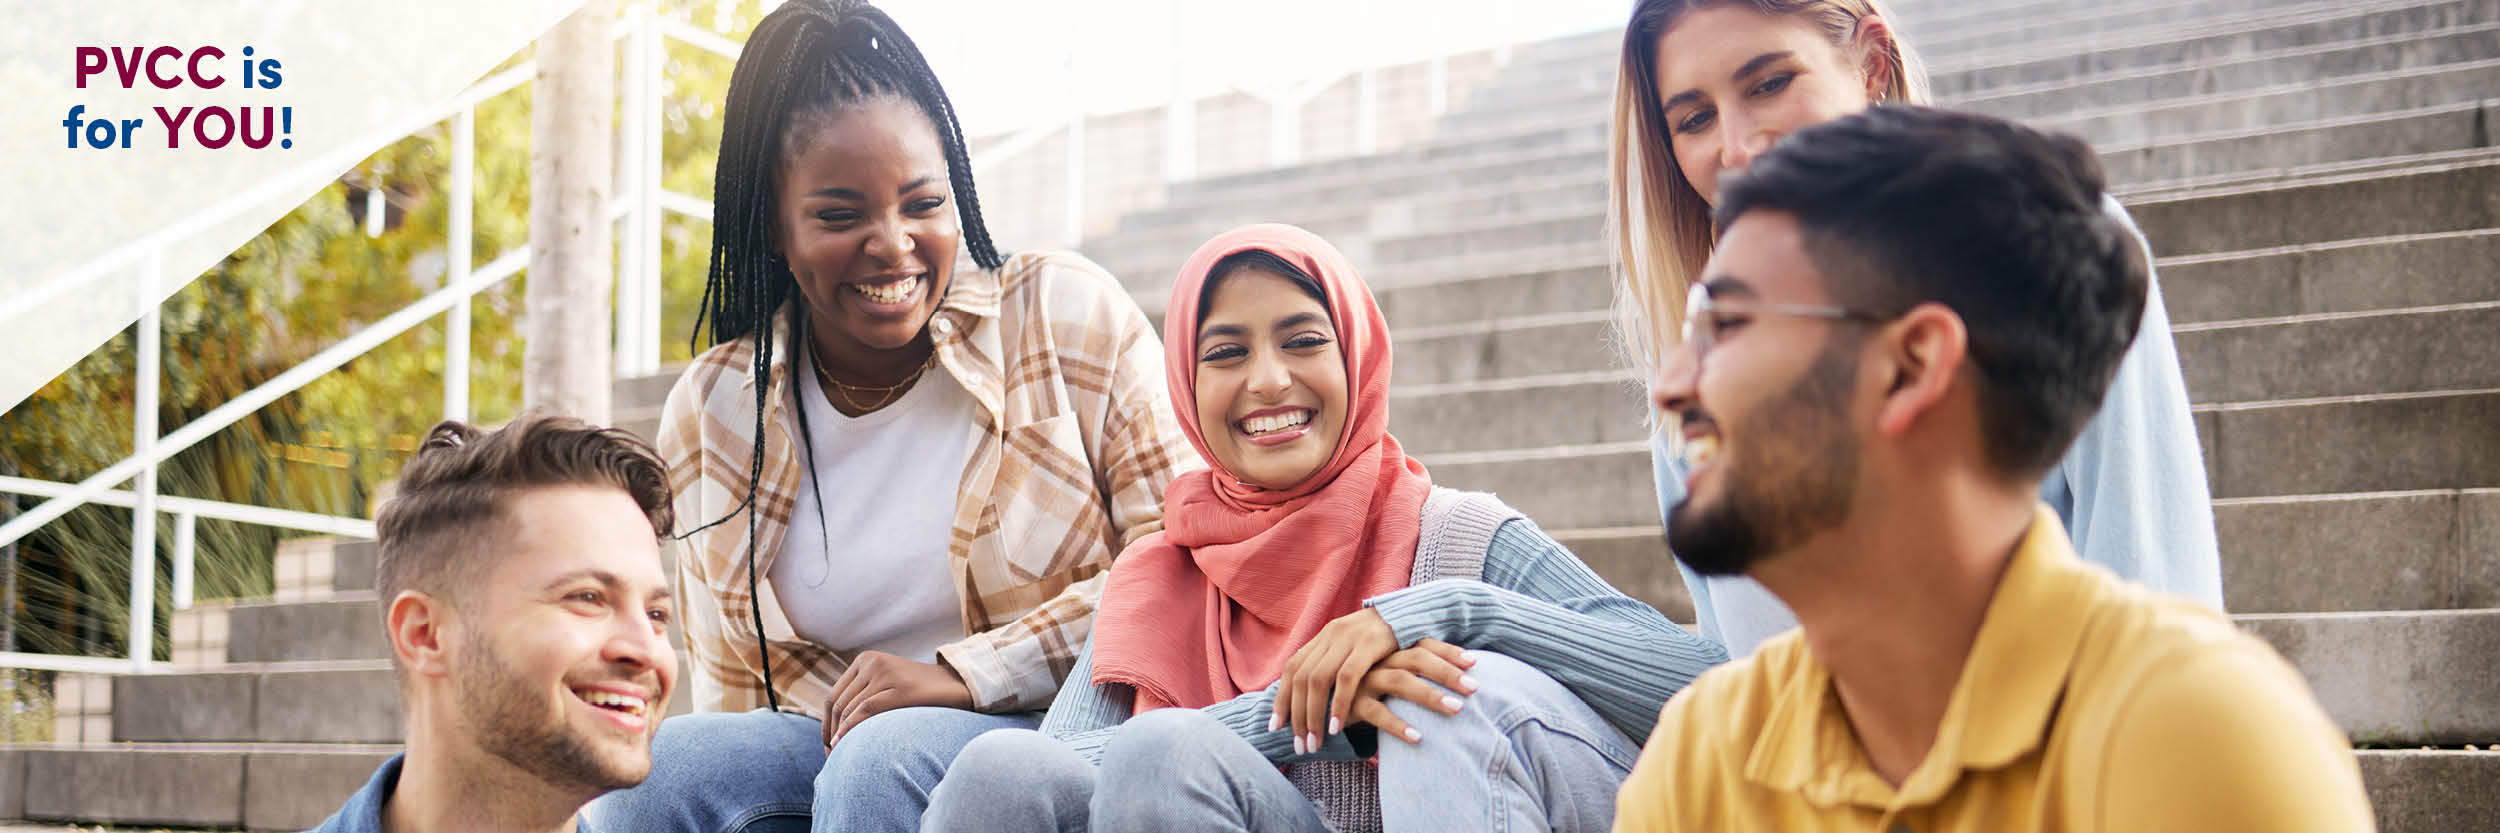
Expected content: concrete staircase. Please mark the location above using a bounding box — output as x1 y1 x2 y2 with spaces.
10 0 2493 828
0 537 692 828
1070 0 2500 829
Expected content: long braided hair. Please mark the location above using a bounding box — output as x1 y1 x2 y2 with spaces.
679 0 1005 711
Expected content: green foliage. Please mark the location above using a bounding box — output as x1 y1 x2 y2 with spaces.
0 0 758 661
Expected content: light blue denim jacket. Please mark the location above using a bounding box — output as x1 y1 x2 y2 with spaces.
1657 197 2225 657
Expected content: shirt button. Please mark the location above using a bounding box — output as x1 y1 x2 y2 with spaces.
932 317 954 336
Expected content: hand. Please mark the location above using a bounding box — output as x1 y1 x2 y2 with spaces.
821 651 975 748
1272 608 1408 755
1348 639 1479 745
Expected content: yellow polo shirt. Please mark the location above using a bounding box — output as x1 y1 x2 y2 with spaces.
1615 505 2375 833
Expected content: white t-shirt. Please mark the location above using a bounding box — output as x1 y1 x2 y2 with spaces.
769 357 977 663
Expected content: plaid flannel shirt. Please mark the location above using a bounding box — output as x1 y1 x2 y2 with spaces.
660 250 1199 717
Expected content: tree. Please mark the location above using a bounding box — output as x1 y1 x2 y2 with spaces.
527 0 619 423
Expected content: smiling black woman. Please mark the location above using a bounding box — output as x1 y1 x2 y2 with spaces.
581 2 1199 831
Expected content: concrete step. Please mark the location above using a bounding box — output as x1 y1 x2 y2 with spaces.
1954 22 2500 120
1931 0 2500 94
2097 99 2500 184
1373 296 2500 406
2036 59 2500 148
1179 139 2497 285
2162 228 2500 323
2216 489 2500 613
1565 484 2500 617
109 662 401 744
1428 381 2500 528
2194 388 2500 498
1160 122 1609 211
330 537 377 593
1923 0 2402 60
2127 152 2500 256
615 404 664 450
226 594 386 664
1374 256 1613 330
0 742 397 830
1374 207 1603 268
611 364 683 408
1360 224 2495 336
1890 0 2320 50
1391 312 1618 388
1458 0 2439 119
2241 609 2500 745
1421 443 1657 531
1459 9 2500 137
2358 749 2500 833
1390 372 1647 457
1122 105 2500 264
1116 0 2492 237
2174 303 2500 403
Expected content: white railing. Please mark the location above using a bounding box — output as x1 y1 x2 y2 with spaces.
0 6 1480 676
0 5 721 676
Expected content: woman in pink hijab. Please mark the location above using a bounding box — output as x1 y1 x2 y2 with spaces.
922 224 1727 833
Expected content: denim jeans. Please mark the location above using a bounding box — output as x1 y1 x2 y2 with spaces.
582 706 1041 833
1377 651 1640 832
923 651 1634 833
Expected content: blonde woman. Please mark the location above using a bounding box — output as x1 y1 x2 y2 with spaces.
1609 0 2222 655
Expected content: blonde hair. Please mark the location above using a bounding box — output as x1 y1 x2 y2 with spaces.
1606 0 1931 374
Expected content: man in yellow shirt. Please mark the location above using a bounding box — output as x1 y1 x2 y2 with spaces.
1618 106 2375 832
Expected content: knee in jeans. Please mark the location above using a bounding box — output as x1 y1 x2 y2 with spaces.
1099 708 1229 781
650 710 823 779
823 706 959 765
951 729 1091 790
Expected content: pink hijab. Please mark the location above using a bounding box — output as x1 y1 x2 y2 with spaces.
1090 224 1432 711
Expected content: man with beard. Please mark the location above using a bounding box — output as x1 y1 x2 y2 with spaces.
1612 107 2373 832
312 415 678 833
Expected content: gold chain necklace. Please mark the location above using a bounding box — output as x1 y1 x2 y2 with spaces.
808 338 935 414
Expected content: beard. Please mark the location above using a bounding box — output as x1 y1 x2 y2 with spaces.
454 628 652 793
1668 341 1862 577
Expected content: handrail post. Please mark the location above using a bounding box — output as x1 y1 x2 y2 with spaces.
639 3 664 376
447 106 475 423
128 254 162 668
614 3 663 379
171 511 196 611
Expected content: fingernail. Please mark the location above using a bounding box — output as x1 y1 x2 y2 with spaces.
1328 716 1341 735
1307 733 1320 752
1459 674 1480 693
1442 694 1463 712
1403 727 1422 742
1460 651 1480 666
1269 712 1284 732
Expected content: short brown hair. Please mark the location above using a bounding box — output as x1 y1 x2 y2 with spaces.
374 414 675 610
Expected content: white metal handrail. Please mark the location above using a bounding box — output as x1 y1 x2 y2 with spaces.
3 3 1428 675
0 6 749 676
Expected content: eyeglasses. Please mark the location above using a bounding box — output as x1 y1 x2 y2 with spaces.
1679 283 1889 367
